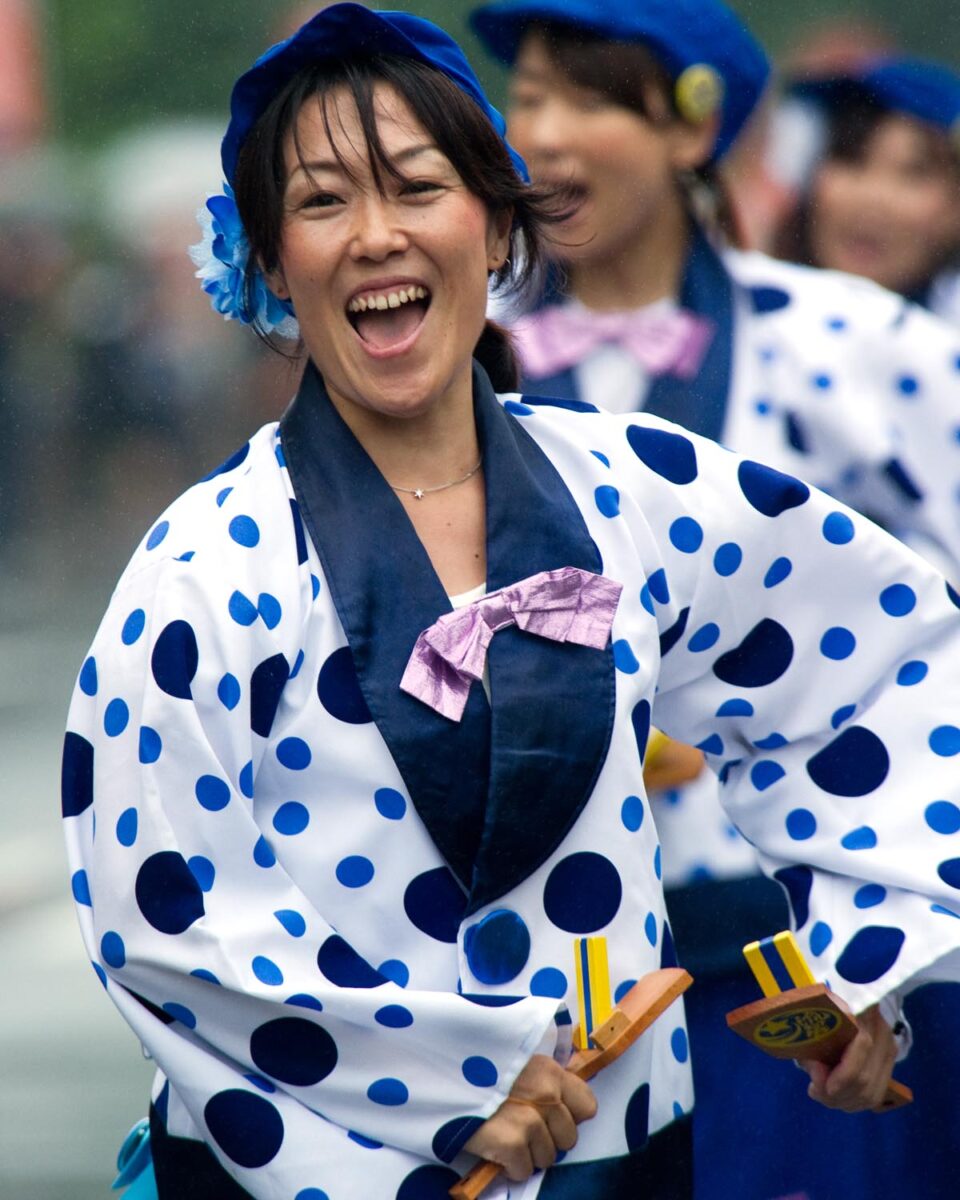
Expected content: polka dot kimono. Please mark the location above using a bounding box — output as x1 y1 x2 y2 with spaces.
63 375 960 1200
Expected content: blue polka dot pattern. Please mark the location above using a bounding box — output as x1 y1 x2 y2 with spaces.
201 442 249 481
671 1027 689 1063
375 1004 414 1028
295 1191 330 1200
228 515 260 547
896 374 919 397
595 485 620 517
713 542 742 576
145 521 169 551
204 1090 284 1167
116 808 138 847
104 699 129 737
820 627 856 660
786 808 817 840
229 591 258 626
277 738 312 771
774 865 813 928
647 568 670 604
831 704 856 729
188 856 216 892
530 967 567 997
810 922 833 955
926 801 960 834
504 400 533 416
930 726 960 757
374 787 406 820
317 647 372 724
336 856 375 888
880 584 916 617
737 461 810 517
854 884 886 908
101 931 126 968
751 761 785 791
78 656 98 696
612 639 639 674
273 802 309 835
285 993 322 1011
688 624 720 653
644 912 657 946
317 936 384 988
897 661 928 686
841 826 878 851
464 909 531 984
462 1056 498 1087
713 619 794 687
543 853 622 933
121 610 146 645
135 851 205 934
627 425 698 484
239 762 254 799
396 1164 460 1199
717 698 753 717
250 654 290 738
404 867 467 944
257 593 282 630
631 700 652 763
835 926 905 983
274 909 306 937
936 859 960 889
591 450 610 467
806 727 889 796
252 956 284 986
138 726 162 764
621 795 644 832
217 673 241 710
368 1078 408 1106
378 959 410 987
669 517 703 553
253 836 276 868
71 870 91 906
763 557 792 588
250 1017 338 1085
195 775 231 812
192 970 220 986
163 1003 197 1029
822 513 855 544
150 621 198 700
624 1083 650 1152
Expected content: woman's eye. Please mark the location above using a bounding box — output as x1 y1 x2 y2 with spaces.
509 87 544 111
301 192 342 210
401 180 442 197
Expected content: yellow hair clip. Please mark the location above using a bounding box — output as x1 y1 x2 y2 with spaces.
675 63 724 125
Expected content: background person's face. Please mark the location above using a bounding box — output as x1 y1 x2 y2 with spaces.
809 114 960 294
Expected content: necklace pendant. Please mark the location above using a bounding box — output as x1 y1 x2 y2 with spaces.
414 488 425 500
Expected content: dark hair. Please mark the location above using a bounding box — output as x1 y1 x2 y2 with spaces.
531 21 746 247
233 53 570 389
773 95 960 282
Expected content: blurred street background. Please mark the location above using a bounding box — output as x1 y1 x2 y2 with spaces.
1 0 957 1196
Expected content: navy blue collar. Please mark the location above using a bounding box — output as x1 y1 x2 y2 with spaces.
280 362 614 914
520 226 734 443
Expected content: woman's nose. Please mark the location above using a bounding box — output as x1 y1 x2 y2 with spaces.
348 196 409 261
511 98 571 163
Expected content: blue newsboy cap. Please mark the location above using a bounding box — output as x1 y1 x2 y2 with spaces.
792 57 960 136
221 3 528 184
469 0 770 160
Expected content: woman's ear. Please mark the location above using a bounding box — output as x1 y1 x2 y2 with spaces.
486 206 514 271
263 263 291 301
668 114 721 174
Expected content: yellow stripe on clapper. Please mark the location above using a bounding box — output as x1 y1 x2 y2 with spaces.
743 930 818 997
574 936 613 1050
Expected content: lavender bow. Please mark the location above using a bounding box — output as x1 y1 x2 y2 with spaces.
512 304 715 380
400 567 623 721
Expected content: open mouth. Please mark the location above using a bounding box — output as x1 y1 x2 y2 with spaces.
347 285 432 353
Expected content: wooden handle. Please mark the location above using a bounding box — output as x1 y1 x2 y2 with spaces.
449 968 693 1199
726 984 913 1112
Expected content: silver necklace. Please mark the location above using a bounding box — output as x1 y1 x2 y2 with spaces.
389 456 483 501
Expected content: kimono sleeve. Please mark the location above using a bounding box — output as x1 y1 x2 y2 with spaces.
61 553 559 1185
619 416 960 1014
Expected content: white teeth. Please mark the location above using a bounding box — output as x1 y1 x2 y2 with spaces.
347 286 430 314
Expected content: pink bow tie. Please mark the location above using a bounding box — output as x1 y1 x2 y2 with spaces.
512 304 715 380
400 567 622 722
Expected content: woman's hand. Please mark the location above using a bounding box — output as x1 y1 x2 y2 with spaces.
462 1054 598 1180
799 1004 898 1112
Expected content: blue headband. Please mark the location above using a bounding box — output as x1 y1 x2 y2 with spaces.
469 0 770 161
791 57 960 138
193 4 528 336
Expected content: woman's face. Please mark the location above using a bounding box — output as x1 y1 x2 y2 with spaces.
809 114 960 294
267 83 510 420
506 34 711 270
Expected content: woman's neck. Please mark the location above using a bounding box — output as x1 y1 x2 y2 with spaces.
568 198 691 313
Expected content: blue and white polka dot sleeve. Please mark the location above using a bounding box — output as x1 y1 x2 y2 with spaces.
62 510 558 1188
618 416 960 1014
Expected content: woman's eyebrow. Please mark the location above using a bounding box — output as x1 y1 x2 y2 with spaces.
289 142 441 180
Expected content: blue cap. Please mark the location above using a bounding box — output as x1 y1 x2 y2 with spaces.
791 58 960 137
469 0 770 160
221 3 528 184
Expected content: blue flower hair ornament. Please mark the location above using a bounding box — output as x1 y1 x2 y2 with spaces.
189 185 299 338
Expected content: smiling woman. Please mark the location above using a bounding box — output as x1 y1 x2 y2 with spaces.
62 7 960 1200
